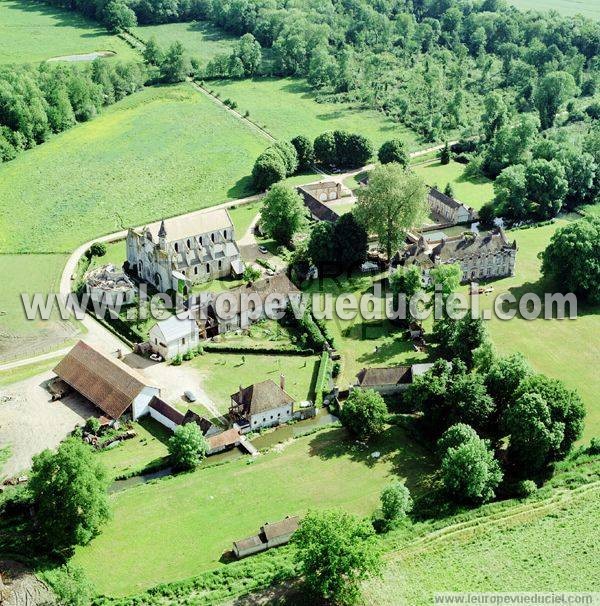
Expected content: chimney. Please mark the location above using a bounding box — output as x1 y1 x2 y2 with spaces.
280 374 286 391
238 385 244 403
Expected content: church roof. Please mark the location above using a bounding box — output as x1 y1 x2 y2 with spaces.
141 208 233 243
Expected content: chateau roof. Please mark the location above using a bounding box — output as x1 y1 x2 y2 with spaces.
54 341 155 419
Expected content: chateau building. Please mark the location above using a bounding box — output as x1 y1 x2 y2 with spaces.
428 187 477 224
126 209 244 292
394 228 518 284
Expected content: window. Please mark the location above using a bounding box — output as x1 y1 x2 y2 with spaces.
218 260 222 270
286 409 290 414
211 233 215 243
270 415 273 420
223 230 228 239
277 413 280 417
198 236 203 246
174 243 179 253
194 266 198 275
206 263 210 274
181 337 186 345
187 239 191 249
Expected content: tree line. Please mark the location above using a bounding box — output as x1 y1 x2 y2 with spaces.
0 61 146 163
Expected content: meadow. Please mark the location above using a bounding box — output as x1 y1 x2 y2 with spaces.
508 0 600 19
207 78 425 150
0 254 77 361
413 160 495 210
0 84 268 254
364 484 600 604
132 21 237 64
72 424 435 596
0 0 138 64
472 217 600 441
190 351 320 413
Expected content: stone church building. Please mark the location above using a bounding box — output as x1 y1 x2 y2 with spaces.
126 208 244 293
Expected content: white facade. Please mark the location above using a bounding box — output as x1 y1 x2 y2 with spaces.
130 386 161 420
249 402 294 430
148 406 179 431
149 316 200 360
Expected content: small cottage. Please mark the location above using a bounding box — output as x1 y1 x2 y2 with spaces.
149 315 200 360
233 516 300 559
355 363 435 395
229 377 295 432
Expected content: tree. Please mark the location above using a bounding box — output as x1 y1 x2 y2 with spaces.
307 221 336 268
380 482 412 529
440 141 451 165
168 423 208 470
102 1 137 32
252 149 288 191
260 184 306 245
333 213 368 269
541 216 600 303
437 423 479 456
494 164 529 222
273 140 298 176
354 163 427 260
243 265 261 282
525 159 568 219
86 242 107 259
433 316 490 369
378 139 409 167
314 131 337 167
160 41 188 83
340 389 387 440
291 135 315 172
446 371 496 435
484 353 533 417
478 201 496 229
535 71 578 130
514 374 585 459
482 91 509 142
443 183 454 198
143 36 163 66
293 510 382 605
29 438 110 553
440 431 503 503
390 265 423 300
233 33 262 76
558 149 597 209
429 263 461 298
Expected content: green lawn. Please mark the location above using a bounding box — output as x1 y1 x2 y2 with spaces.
364 485 600 604
227 200 261 237
0 254 78 361
94 418 170 480
132 21 237 64
303 274 428 388
413 160 495 210
508 0 600 19
191 351 320 413
0 0 138 64
473 218 600 442
72 424 435 596
0 84 268 254
207 78 425 150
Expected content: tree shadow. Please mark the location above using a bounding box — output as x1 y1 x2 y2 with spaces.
227 175 255 199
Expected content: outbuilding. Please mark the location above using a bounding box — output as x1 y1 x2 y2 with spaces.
149 315 200 360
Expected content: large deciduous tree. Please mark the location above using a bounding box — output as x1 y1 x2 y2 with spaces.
354 163 427 260
290 135 315 172
293 509 382 605
534 71 578 130
525 158 568 219
378 139 409 167
541 216 600 304
29 438 110 553
168 423 208 470
340 388 387 440
260 184 306 245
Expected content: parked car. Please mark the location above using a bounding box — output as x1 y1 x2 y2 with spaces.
258 245 268 254
266 269 275 276
184 390 197 402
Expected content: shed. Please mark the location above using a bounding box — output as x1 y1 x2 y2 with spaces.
149 315 200 360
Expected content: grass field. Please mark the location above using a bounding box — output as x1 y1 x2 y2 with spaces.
473 218 600 441
72 424 435 596
509 0 600 19
0 0 138 64
303 274 428 388
190 351 320 413
207 78 425 150
413 160 495 210
0 84 268 254
364 485 600 604
0 254 78 361
132 21 236 64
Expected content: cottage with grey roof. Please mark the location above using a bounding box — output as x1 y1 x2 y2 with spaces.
126 208 244 293
428 187 477 225
148 315 200 360
229 376 295 432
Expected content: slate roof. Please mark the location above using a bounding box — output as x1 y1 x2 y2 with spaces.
143 208 233 242
262 516 299 541
230 379 294 416
428 187 464 210
233 534 264 553
149 397 185 425
53 341 155 419
356 366 412 387
182 410 213 434
297 186 340 223
151 315 198 343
